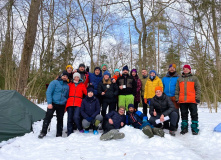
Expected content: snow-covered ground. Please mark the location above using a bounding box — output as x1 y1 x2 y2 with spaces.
0 104 221 160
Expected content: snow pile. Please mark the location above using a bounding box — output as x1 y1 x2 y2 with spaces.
0 105 221 160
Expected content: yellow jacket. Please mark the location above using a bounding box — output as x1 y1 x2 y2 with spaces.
144 76 163 99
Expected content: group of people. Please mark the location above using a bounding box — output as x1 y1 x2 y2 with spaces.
38 62 201 141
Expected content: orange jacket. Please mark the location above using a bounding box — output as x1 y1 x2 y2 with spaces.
112 75 121 80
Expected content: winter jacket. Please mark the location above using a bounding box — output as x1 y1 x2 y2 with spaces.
117 74 136 96
88 68 103 95
162 72 179 97
46 78 69 105
81 96 100 119
77 69 89 88
126 111 151 129
66 79 87 109
141 75 148 97
144 76 163 99
132 76 142 102
112 75 121 81
97 78 118 103
149 93 175 117
175 73 201 103
105 111 126 129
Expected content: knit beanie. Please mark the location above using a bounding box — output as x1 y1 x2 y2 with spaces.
169 64 176 69
79 63 85 68
61 71 69 77
73 72 81 79
87 86 94 93
131 69 137 73
183 64 191 71
128 104 135 109
103 71 111 77
149 70 157 75
101 64 107 69
94 67 101 72
66 65 73 70
122 65 129 71
155 86 163 92
114 69 120 74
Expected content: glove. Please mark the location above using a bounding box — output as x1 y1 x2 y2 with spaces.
86 117 94 122
196 99 200 104
144 98 147 104
86 66 89 72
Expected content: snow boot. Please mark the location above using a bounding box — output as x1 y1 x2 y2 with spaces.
142 125 154 138
169 131 176 136
100 129 124 141
84 130 89 133
152 127 164 137
93 130 98 135
38 132 46 139
180 120 188 135
191 121 199 135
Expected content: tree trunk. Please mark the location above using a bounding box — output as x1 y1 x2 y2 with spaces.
17 0 41 95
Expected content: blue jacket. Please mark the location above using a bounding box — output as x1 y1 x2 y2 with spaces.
105 111 125 129
162 72 179 97
81 96 100 119
88 69 103 95
126 111 152 129
46 79 69 105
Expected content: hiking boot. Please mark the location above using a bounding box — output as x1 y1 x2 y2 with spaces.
100 129 124 141
56 133 62 137
152 128 165 137
38 132 46 139
180 128 188 135
169 131 176 136
84 130 89 134
192 129 198 135
142 125 154 138
93 130 98 135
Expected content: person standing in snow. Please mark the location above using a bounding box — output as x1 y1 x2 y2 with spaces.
175 64 201 135
149 86 178 136
74 63 89 88
88 67 103 97
117 65 136 111
66 72 87 136
130 69 142 111
144 70 163 106
162 64 180 130
126 104 164 138
38 71 69 138
100 106 126 141
81 86 103 135
97 71 118 118
140 69 148 116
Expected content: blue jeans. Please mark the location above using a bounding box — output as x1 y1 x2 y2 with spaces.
67 106 82 135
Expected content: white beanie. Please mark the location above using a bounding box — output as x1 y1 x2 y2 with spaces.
73 72 81 79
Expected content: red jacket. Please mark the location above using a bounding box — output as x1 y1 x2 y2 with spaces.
66 81 87 109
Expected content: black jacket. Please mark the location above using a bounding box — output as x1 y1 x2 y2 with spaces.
97 79 118 103
116 74 136 96
149 93 175 117
105 111 125 129
81 96 100 119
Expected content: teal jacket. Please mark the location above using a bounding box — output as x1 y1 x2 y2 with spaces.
46 78 69 105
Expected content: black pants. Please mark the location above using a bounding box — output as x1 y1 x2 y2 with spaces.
101 101 116 118
41 103 65 135
134 102 139 111
141 96 148 116
174 108 180 129
67 106 82 135
180 103 198 121
149 111 178 131
103 121 115 134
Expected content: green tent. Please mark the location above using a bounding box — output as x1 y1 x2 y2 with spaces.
0 90 46 142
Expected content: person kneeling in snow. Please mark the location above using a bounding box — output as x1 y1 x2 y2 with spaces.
100 106 126 141
126 104 164 138
149 86 178 136
81 86 103 135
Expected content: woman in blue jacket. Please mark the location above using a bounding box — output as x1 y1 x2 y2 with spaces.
81 86 103 135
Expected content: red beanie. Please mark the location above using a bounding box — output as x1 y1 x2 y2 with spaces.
155 86 163 92
183 64 191 71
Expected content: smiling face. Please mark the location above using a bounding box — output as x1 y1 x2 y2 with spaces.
88 91 94 97
128 107 134 113
115 71 120 76
104 75 109 80
123 70 128 75
183 67 190 74
118 108 125 115
79 66 85 72
95 69 100 75
150 72 156 77
142 69 148 76
132 71 136 77
155 90 163 97
102 65 107 71
74 76 80 82
61 75 68 81
168 67 176 73
66 67 73 73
